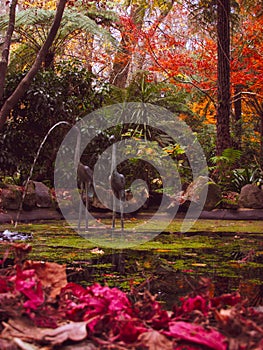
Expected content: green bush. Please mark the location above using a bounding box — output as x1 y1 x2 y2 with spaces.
230 167 263 192
0 61 103 184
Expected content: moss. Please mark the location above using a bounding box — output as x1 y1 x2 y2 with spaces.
0 219 262 295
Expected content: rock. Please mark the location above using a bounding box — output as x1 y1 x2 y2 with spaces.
238 184 263 209
23 181 36 210
91 186 112 210
183 176 222 211
0 185 22 210
33 181 53 208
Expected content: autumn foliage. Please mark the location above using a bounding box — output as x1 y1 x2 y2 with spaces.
0 243 262 349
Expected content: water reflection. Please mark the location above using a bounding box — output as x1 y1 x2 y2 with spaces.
67 234 263 309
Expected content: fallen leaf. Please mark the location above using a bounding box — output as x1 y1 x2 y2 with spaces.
165 321 227 350
2 318 88 347
41 321 88 345
13 338 39 350
90 248 104 255
62 341 97 350
0 337 18 350
138 330 173 350
24 261 67 298
2 318 41 342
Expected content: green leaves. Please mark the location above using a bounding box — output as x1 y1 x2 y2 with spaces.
0 7 117 71
210 148 242 166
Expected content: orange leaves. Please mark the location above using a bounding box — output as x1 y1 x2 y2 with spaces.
191 98 216 125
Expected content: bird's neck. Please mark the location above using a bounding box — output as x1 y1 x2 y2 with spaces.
111 143 116 174
74 127 81 170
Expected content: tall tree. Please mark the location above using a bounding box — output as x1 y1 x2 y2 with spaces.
216 0 232 155
109 0 174 88
0 0 18 99
0 0 67 131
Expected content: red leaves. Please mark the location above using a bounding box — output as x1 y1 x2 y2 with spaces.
60 282 147 341
13 265 44 310
0 277 10 293
177 295 209 316
211 292 242 308
165 322 227 350
0 245 262 349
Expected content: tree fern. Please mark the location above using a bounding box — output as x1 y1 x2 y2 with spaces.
0 8 118 70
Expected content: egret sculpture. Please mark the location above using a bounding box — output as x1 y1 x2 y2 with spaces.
109 135 125 230
73 126 93 231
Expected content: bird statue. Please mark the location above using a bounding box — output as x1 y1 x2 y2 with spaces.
73 126 93 231
109 135 125 231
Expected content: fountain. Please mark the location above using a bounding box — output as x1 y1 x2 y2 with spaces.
14 120 73 228
0 121 73 240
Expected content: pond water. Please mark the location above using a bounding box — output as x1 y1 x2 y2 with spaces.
66 232 263 309
0 220 262 309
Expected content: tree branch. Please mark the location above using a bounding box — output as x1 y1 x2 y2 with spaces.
0 0 67 131
0 0 18 99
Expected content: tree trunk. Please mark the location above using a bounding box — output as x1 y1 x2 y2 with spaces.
216 0 232 155
233 84 243 149
109 4 145 88
0 0 18 100
0 0 67 131
260 108 263 169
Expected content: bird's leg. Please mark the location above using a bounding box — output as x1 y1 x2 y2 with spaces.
85 183 88 231
120 198 124 233
78 182 83 231
112 195 116 230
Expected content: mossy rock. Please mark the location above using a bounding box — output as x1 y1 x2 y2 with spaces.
184 176 222 211
0 185 22 210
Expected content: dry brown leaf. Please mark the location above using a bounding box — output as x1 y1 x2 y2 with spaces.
24 261 67 298
2 318 40 342
13 338 40 350
138 330 173 350
2 318 88 347
41 322 88 345
59 340 97 350
0 337 19 350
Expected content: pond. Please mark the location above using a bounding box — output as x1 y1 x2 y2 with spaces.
0 218 262 310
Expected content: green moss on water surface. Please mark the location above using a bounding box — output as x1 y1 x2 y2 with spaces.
0 219 262 299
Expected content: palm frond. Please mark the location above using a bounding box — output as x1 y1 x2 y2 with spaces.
8 44 36 72
59 9 117 46
0 8 118 46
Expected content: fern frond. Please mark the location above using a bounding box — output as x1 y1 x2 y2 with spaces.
0 8 118 46
221 148 242 162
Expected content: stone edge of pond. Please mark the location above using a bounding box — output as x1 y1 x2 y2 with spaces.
0 207 262 224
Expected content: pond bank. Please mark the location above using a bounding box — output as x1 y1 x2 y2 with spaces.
0 207 262 224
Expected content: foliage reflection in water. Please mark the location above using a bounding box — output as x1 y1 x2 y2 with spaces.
65 232 263 309
1 222 262 309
